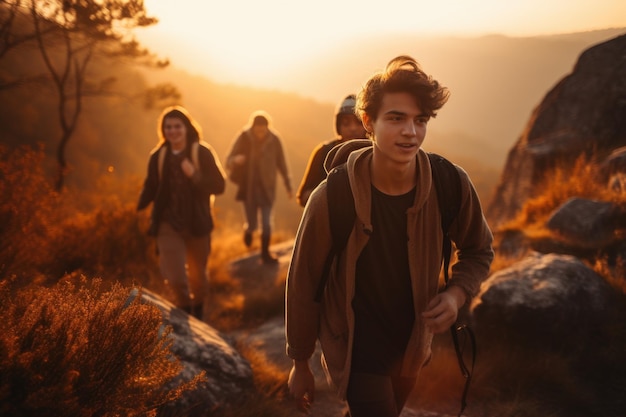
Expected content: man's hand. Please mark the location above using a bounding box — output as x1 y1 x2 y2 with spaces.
232 154 246 165
421 286 466 333
288 360 315 414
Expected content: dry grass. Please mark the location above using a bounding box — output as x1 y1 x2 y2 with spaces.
499 154 626 237
491 153 626 276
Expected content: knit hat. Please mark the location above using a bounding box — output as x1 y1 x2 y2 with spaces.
335 94 358 134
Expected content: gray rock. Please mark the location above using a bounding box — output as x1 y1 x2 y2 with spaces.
546 197 621 248
472 252 616 352
139 289 254 412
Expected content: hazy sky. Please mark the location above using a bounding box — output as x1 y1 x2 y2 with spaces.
137 0 625 94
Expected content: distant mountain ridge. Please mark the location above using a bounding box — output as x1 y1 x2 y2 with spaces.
145 28 625 168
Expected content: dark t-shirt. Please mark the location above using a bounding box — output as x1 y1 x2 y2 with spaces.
351 185 416 375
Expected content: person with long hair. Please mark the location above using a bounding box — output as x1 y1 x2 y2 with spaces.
137 105 226 320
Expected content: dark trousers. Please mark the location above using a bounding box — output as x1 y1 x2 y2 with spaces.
346 372 417 417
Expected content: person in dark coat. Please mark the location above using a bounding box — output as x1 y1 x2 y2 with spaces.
137 105 226 319
296 94 367 207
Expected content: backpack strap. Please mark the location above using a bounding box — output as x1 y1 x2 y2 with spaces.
314 164 355 302
157 146 167 180
315 153 463 303
427 152 461 283
191 141 200 170
428 152 476 417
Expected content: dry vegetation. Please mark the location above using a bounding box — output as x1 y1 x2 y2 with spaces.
0 276 205 416
500 155 624 236
0 144 290 416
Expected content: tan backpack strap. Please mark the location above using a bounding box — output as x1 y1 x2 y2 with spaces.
193 141 215 208
157 146 167 180
191 141 200 170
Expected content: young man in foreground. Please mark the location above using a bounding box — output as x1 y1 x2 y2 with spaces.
285 55 494 416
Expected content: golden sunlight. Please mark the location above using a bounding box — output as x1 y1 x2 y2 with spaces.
138 0 626 88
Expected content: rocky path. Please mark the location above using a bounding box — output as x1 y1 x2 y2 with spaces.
226 240 348 416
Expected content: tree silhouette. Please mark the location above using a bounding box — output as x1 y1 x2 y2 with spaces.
0 0 179 190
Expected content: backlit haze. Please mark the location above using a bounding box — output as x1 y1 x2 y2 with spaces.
137 0 626 103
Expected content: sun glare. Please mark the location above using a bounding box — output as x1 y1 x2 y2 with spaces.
138 0 626 89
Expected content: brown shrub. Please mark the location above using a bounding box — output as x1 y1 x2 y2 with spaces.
0 276 204 416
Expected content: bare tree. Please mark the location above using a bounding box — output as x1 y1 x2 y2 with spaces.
14 0 177 190
0 1 52 89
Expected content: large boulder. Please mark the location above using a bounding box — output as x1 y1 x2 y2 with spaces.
488 34 626 228
470 253 626 414
138 289 254 414
534 197 626 262
471 252 617 352
492 196 626 264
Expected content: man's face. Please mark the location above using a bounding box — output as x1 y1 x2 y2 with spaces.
363 92 430 166
252 124 269 140
338 114 367 140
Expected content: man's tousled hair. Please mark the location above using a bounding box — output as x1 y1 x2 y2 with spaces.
356 55 450 121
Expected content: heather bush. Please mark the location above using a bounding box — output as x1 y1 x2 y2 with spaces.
45 204 160 288
0 144 65 281
0 276 205 416
0 144 162 291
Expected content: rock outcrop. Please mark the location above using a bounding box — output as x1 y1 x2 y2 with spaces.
471 252 626 415
487 34 626 228
138 289 254 414
472 253 618 351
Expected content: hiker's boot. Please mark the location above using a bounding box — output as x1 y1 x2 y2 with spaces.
261 233 278 264
243 230 253 248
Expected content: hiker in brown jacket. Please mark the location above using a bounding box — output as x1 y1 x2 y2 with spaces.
226 111 293 263
285 56 493 417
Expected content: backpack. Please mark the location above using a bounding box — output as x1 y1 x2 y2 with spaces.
314 149 461 301
227 132 251 186
316 141 474 417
